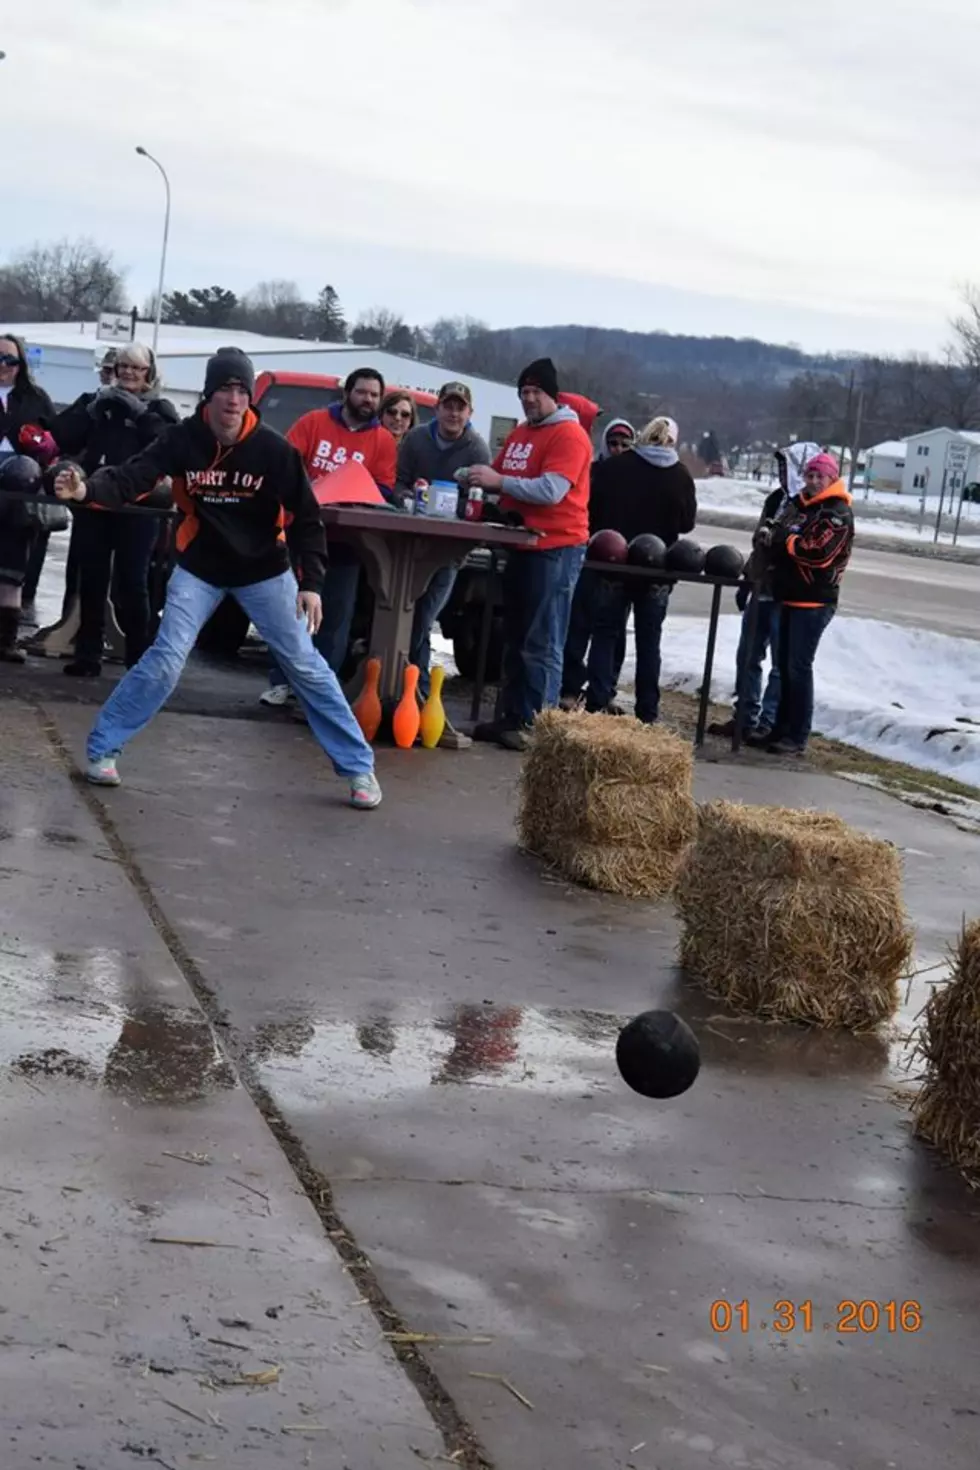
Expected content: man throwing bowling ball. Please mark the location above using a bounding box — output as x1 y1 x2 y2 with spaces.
464 358 592 750
584 416 697 723
54 348 382 809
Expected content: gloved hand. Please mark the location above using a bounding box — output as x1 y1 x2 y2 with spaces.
93 385 148 419
735 581 750 613
753 522 773 550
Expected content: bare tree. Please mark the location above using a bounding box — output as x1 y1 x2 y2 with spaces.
350 306 406 348
241 279 309 337
0 237 126 321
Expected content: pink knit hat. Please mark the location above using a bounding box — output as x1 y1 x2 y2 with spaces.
805 452 840 480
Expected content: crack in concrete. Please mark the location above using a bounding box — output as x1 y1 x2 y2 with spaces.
334 1175 908 1210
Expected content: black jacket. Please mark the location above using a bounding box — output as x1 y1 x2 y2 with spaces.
0 379 55 451
83 406 327 594
770 481 854 607
52 388 179 475
588 448 697 546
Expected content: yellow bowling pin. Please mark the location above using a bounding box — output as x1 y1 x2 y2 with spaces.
419 666 447 749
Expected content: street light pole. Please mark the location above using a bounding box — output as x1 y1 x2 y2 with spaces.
135 146 171 354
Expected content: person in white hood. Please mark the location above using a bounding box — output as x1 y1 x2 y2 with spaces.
713 440 820 739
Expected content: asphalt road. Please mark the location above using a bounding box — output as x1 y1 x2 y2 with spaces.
682 523 980 641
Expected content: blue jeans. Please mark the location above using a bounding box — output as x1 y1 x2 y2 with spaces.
586 577 670 723
411 564 457 699
501 545 586 726
772 604 835 749
88 567 374 777
735 597 781 731
269 560 361 687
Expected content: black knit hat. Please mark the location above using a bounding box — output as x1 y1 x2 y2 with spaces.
517 357 559 400
203 347 256 401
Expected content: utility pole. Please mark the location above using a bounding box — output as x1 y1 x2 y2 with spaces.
847 388 864 496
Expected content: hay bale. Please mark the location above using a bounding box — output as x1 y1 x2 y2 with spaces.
517 710 696 898
675 800 913 1029
912 920 980 1185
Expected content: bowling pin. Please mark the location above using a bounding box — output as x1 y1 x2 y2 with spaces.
392 664 421 749
419 666 447 750
352 657 383 742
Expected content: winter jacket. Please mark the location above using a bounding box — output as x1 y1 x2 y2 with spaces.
395 420 491 496
52 387 180 476
81 404 327 594
0 380 55 454
770 480 854 607
596 417 635 460
494 405 594 550
587 445 697 546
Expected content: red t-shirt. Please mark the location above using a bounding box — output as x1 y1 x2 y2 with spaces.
495 416 593 549
287 404 397 489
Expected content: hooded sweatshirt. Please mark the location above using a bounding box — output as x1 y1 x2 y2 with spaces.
596 418 635 460
770 479 854 607
395 419 491 495
80 404 327 594
588 445 696 545
495 404 593 549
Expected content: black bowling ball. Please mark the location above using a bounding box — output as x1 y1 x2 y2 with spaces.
615 1010 701 1099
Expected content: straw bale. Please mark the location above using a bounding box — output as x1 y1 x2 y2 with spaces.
912 920 980 1185
517 710 695 898
675 800 913 1030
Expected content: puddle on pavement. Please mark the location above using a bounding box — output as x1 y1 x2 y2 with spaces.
249 982 924 1113
0 937 234 1104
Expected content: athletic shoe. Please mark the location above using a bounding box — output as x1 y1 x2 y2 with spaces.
743 725 772 748
349 772 383 810
498 725 532 752
87 753 121 786
473 716 516 743
259 684 293 707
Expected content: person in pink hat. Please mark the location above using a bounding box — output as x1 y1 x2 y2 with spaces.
764 451 854 756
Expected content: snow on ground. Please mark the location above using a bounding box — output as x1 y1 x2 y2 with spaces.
647 612 980 787
696 477 980 550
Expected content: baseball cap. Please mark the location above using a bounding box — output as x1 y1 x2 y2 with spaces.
438 381 473 407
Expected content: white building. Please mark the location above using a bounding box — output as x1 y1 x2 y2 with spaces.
900 427 980 499
18 320 523 450
864 439 906 493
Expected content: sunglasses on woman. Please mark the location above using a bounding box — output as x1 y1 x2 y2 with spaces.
0 353 20 367
386 407 413 420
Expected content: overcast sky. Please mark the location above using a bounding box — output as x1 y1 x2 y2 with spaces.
5 0 979 354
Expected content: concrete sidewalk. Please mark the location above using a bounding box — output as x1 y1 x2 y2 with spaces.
39 699 980 1470
0 706 443 1470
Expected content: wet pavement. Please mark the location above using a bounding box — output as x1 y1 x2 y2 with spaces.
0 706 444 1469
28 700 980 1470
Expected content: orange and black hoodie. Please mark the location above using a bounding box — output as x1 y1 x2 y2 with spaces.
81 404 327 594
770 479 854 608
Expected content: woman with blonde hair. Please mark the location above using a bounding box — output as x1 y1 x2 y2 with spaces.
584 412 696 722
380 390 417 443
53 342 179 675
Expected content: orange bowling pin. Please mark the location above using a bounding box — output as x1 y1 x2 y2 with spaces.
419 666 447 749
352 657 383 742
392 664 421 749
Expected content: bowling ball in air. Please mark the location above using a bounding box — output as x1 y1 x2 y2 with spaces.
664 537 706 575
627 533 668 569
704 543 746 579
588 528 629 564
615 1009 701 1099
0 454 42 494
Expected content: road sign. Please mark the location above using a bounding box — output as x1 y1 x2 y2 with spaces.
945 439 970 477
97 311 134 343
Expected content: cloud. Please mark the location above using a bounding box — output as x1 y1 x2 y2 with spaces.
4 0 975 352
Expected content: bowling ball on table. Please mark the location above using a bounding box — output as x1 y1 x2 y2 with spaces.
616 1010 701 1099
627 533 667 569
704 544 745 579
588 528 629 564
0 454 43 494
664 537 706 575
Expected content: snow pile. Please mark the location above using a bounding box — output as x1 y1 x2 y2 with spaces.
653 613 980 787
